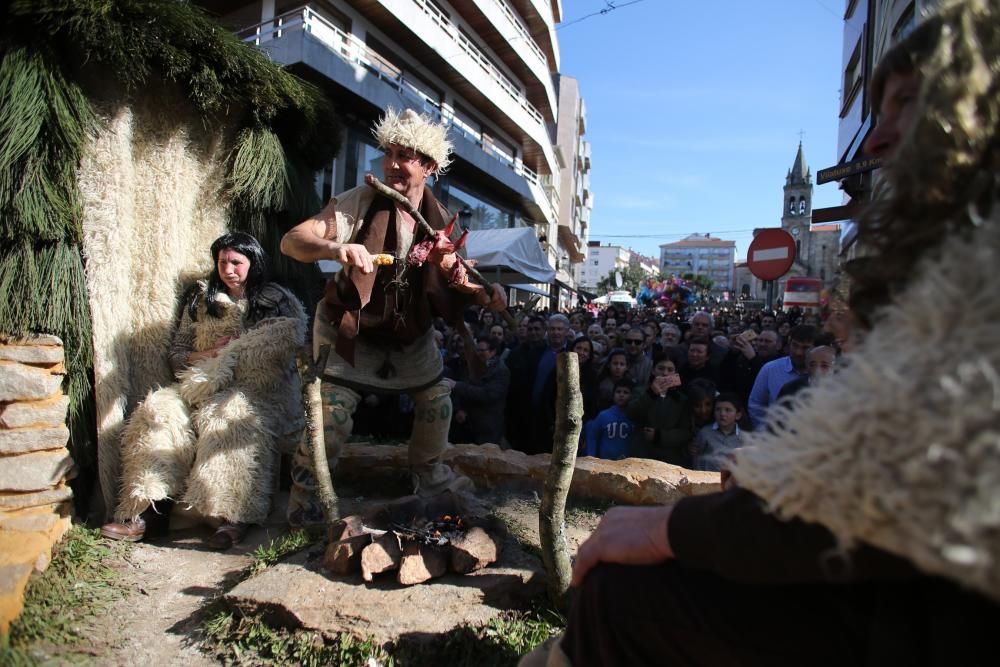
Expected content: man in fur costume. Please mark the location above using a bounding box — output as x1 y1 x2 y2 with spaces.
521 1 1000 665
102 233 306 549
281 108 507 526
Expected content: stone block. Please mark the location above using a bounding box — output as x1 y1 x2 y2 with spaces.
0 344 63 365
1 334 62 347
0 485 73 510
322 533 371 575
0 450 74 492
360 531 402 582
0 530 50 568
0 505 65 534
0 395 70 429
398 542 448 585
449 527 499 574
0 425 70 454
327 515 365 543
0 361 63 402
0 562 33 634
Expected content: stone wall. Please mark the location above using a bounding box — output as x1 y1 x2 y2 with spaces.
0 335 74 634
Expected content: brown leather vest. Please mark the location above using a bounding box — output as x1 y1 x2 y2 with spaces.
323 188 459 365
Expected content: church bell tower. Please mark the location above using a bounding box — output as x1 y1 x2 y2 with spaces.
781 141 813 265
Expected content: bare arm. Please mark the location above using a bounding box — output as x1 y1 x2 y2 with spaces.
280 199 375 274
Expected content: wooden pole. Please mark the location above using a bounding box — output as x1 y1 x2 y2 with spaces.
364 174 517 328
300 345 339 525
539 351 584 609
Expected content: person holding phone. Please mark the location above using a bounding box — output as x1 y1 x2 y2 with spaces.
626 349 691 465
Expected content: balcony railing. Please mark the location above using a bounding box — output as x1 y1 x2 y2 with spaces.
491 0 548 69
409 0 544 126
238 5 555 219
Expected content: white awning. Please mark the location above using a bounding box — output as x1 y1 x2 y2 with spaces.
465 227 556 286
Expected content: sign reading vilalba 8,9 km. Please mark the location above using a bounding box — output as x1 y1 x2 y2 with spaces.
747 229 796 281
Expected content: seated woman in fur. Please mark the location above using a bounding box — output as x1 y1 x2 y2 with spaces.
101 232 306 550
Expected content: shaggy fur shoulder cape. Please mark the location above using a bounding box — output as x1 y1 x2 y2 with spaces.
178 283 306 414
732 215 1000 602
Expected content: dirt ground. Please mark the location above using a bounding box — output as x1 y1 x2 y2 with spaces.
41 486 604 665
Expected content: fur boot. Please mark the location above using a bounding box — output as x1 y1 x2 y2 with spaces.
181 388 276 524
115 386 195 522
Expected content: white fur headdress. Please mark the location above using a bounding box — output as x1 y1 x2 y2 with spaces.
373 108 453 173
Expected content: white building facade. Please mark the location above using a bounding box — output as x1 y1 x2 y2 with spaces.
580 242 630 291
659 234 736 296
199 0 581 306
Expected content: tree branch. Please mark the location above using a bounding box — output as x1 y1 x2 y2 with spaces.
539 352 584 610
365 174 516 328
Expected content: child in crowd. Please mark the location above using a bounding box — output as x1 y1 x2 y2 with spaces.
596 348 629 411
690 392 746 471
584 378 635 460
687 378 717 433
627 349 692 466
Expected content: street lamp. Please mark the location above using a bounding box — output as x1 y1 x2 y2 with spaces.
459 205 472 231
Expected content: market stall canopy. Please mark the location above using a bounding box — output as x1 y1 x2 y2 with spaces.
465 227 555 286
317 227 556 285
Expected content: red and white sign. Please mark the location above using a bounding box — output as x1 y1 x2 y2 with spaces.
747 229 796 281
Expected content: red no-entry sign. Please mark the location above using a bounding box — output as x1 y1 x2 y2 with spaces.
747 229 796 281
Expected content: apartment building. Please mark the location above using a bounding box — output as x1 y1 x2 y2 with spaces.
580 241 630 291
197 0 580 304
817 0 935 255
659 234 736 296
552 74 592 309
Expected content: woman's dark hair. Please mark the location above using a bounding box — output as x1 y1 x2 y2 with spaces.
652 346 681 370
192 232 270 321
598 348 629 380
688 378 718 403
572 335 594 360
848 3 1000 328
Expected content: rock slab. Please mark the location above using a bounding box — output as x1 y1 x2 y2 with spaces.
322 533 371 575
225 548 545 644
397 542 447 585
337 443 721 505
360 531 402 582
450 527 499 574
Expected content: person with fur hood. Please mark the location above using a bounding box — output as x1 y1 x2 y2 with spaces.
520 1 1000 665
280 108 507 526
101 232 307 550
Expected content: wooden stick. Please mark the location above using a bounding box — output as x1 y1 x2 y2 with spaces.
300 345 339 525
365 174 517 328
539 352 583 611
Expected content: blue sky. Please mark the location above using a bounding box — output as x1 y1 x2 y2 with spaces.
557 0 847 261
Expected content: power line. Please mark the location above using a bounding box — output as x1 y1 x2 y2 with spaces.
590 229 759 239
557 0 648 31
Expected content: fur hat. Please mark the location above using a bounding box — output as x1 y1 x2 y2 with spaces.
373 108 453 173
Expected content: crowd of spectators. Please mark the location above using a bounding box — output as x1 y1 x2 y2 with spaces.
350 300 841 469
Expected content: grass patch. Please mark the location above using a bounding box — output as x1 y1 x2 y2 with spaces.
241 529 315 581
0 526 132 665
200 605 563 667
565 496 616 524
202 608 392 666
394 606 564 667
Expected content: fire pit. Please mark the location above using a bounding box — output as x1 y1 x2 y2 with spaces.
321 493 502 585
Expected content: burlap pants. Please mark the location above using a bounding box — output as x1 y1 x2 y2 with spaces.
287 379 461 525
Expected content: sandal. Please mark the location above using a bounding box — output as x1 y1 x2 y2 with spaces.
206 522 249 550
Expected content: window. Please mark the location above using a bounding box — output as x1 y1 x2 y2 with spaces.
841 36 863 116
891 3 916 44
789 197 796 214
799 199 807 215
447 183 514 230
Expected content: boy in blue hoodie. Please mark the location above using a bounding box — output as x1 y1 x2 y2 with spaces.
584 378 635 460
